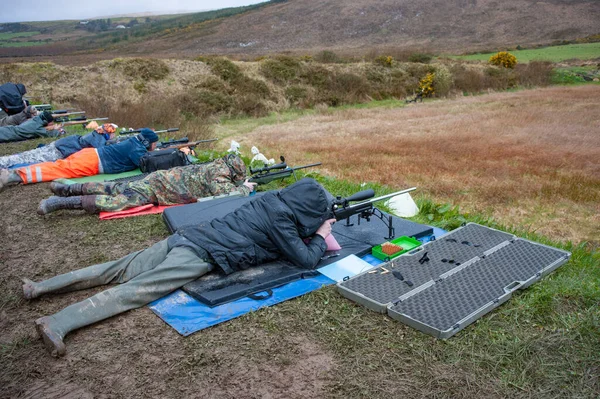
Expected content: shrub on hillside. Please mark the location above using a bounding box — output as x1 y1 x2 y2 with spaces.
516 61 553 87
109 58 169 80
178 89 234 117
260 56 302 83
450 65 487 94
484 67 518 89
408 53 433 63
203 57 242 82
489 51 517 69
419 73 435 97
432 65 453 96
373 55 394 67
314 50 342 64
285 85 309 105
299 64 332 88
235 94 270 117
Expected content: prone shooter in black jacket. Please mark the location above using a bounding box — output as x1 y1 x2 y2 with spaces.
22 178 336 357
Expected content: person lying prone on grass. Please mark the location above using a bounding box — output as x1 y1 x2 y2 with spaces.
0 123 118 169
36 153 258 215
22 177 336 357
0 128 159 193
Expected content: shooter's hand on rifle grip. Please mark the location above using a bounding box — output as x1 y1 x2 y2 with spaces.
316 219 336 239
243 179 258 191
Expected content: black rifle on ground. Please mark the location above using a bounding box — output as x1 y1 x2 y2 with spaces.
52 111 85 119
32 104 52 112
248 156 322 185
62 117 109 127
161 138 218 150
53 114 88 123
109 128 181 145
332 187 417 239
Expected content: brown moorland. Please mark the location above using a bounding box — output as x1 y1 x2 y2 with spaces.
234 85 600 244
1 0 599 60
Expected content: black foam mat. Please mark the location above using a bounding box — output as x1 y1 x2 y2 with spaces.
163 192 433 306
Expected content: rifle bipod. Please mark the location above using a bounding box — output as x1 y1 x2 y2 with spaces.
341 206 396 240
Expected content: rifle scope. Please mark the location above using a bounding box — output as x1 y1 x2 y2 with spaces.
333 189 375 207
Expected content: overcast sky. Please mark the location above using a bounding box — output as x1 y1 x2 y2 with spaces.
0 0 268 23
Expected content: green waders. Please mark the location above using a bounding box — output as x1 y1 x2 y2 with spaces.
33 239 212 344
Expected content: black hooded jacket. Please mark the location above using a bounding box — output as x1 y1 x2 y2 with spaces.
171 178 333 274
0 83 27 115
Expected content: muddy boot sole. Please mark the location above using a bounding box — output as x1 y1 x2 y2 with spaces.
35 317 66 357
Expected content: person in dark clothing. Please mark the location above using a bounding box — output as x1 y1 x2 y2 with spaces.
0 83 27 115
0 105 38 127
0 123 118 169
22 178 336 357
0 111 64 143
0 128 158 193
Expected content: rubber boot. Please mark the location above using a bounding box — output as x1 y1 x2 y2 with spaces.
35 316 66 357
37 196 83 215
0 169 21 193
50 182 84 197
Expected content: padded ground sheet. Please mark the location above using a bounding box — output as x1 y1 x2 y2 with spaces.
337 223 570 338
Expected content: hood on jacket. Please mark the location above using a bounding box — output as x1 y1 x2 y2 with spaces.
279 178 334 238
223 153 247 184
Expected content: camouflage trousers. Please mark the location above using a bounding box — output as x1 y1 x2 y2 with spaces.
83 180 159 212
0 142 63 169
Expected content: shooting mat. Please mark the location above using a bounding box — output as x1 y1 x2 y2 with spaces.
338 223 571 338
162 192 433 306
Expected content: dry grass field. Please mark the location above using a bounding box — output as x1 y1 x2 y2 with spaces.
233 85 600 244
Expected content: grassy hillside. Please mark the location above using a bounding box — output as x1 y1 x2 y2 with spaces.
1 0 599 58
452 42 600 63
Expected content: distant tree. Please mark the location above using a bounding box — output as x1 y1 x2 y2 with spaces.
127 18 139 28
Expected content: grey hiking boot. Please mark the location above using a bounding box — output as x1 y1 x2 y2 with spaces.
35 316 66 357
37 196 83 215
50 182 83 197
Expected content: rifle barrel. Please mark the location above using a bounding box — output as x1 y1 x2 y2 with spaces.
62 117 109 126
354 187 417 206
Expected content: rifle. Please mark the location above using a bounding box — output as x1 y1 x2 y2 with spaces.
248 156 321 185
161 138 218 150
50 109 78 115
332 187 417 239
108 128 183 145
53 115 88 123
61 117 109 127
119 127 180 136
52 111 84 118
32 104 52 111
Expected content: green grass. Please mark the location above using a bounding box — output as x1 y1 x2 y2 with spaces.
0 41 45 48
0 31 40 40
450 42 600 63
552 66 600 84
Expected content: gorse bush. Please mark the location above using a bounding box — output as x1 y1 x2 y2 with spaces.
432 65 453 96
373 55 394 67
260 56 302 83
408 53 433 63
489 51 518 69
419 72 435 97
109 58 170 80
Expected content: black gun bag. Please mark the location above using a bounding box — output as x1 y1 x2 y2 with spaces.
139 149 190 173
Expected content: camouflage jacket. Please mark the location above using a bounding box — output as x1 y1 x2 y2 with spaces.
133 157 251 205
